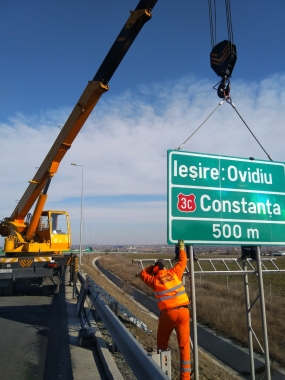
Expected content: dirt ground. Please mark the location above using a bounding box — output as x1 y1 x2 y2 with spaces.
80 254 244 380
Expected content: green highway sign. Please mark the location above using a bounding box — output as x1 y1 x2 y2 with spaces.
167 150 285 245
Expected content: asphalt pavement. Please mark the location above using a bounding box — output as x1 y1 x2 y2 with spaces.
0 284 73 380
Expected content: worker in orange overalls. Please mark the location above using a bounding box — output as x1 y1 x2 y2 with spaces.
136 239 191 379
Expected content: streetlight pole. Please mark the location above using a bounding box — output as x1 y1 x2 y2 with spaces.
71 163 83 265
87 225 91 246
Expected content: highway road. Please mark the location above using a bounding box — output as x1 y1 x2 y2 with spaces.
0 284 73 380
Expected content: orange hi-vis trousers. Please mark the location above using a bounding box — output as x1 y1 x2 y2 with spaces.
157 306 191 380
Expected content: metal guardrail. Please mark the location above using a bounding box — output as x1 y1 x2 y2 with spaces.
77 272 170 380
86 276 151 332
133 254 285 380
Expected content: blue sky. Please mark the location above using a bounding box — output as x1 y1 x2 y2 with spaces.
1 1 285 245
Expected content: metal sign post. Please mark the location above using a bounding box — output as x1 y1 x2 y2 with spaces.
242 248 272 380
189 245 199 380
133 256 285 379
243 260 255 380
256 247 271 379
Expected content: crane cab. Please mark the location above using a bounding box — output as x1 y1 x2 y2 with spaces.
3 210 71 255
37 211 71 253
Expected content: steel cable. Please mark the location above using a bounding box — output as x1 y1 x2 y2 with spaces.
176 96 273 162
175 99 225 150
225 0 234 44
226 97 273 161
208 0 215 48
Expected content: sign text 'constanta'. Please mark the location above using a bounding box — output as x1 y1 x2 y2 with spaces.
167 150 285 245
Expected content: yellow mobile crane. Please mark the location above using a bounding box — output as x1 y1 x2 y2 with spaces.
0 0 158 296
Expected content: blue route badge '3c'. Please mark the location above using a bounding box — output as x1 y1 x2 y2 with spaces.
177 193 196 213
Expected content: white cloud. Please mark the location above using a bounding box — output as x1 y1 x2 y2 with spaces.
1 74 285 244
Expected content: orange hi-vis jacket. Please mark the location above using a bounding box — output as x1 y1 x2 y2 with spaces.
139 249 189 311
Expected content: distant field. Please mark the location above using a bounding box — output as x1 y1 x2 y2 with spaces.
122 252 285 296
95 252 285 368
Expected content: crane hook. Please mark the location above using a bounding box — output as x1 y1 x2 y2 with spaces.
217 76 231 98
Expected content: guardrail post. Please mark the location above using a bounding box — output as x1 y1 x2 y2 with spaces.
71 256 79 298
88 287 170 380
110 302 118 352
76 278 88 317
72 279 77 299
151 350 171 378
69 261 73 285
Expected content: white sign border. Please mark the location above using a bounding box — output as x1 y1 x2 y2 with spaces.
168 150 285 245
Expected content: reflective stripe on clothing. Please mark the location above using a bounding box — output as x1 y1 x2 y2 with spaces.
154 283 182 296
156 289 187 302
139 248 189 310
180 359 191 378
139 249 190 379
153 270 189 310
157 307 191 380
181 367 191 373
181 359 191 373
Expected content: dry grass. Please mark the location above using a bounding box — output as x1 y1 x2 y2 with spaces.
81 253 244 380
194 278 285 367
79 252 285 378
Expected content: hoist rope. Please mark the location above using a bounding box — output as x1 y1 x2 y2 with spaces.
175 99 225 150
225 0 234 44
226 97 273 161
208 0 234 47
208 0 216 48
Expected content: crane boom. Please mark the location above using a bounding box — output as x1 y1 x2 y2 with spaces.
0 0 158 296
10 0 158 223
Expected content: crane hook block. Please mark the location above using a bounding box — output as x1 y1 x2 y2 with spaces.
210 40 237 79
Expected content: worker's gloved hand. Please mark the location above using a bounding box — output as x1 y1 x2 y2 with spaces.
178 239 185 251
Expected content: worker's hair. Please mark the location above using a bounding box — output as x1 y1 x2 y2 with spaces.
152 261 164 274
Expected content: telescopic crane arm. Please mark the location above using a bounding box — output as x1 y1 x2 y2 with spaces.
6 0 158 232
